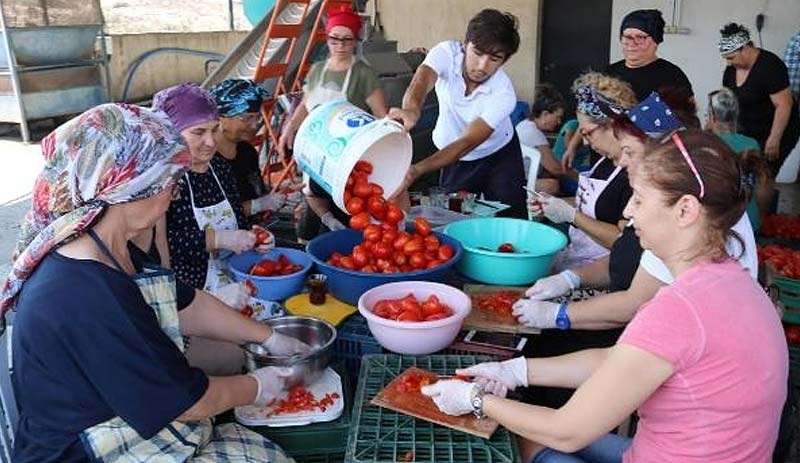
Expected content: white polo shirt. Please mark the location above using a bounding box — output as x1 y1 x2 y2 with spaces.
422 40 516 161
640 212 758 283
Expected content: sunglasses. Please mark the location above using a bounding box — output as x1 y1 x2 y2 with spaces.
671 133 705 200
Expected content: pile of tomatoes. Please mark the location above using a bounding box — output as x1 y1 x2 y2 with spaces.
250 254 303 277
327 160 455 273
372 293 454 322
757 244 800 280
267 386 340 416
394 370 435 393
475 290 523 317
761 215 800 239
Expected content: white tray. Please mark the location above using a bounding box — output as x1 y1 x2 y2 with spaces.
235 367 344 427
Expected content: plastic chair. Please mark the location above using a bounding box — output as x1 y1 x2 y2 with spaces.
0 326 17 463
520 144 541 220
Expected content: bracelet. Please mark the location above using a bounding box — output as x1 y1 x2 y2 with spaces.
470 386 487 420
555 302 571 330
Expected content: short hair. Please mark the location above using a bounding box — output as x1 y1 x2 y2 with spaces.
465 9 520 59
530 84 565 118
572 72 637 125
708 88 739 125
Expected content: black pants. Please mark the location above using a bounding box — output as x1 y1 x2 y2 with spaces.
440 133 528 219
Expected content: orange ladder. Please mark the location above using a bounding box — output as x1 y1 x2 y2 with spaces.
254 0 355 192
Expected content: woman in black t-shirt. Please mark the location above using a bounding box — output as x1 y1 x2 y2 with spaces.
719 23 800 175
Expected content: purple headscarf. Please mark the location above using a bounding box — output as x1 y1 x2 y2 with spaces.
152 82 219 131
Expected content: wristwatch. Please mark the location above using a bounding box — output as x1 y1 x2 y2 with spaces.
470 386 486 420
555 302 571 330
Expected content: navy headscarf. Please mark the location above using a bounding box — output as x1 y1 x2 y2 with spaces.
209 79 270 117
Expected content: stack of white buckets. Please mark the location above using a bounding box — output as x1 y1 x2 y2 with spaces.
293 99 413 210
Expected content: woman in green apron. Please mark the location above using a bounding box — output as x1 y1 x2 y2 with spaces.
0 104 300 462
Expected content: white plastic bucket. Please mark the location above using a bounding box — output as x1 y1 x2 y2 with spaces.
293 99 412 210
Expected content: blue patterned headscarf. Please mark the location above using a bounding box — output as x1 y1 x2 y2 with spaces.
575 86 626 121
626 92 684 139
209 79 270 117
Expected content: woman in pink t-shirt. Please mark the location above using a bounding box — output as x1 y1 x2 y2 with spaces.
422 130 787 462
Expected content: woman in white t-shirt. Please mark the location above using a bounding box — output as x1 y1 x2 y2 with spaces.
516 83 567 195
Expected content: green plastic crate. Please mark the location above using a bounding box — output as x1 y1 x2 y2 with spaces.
774 275 800 324
249 365 352 458
294 453 345 463
334 314 384 377
347 354 521 463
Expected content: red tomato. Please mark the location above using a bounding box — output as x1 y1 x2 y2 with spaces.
381 229 399 245
354 160 373 174
437 244 454 261
414 217 432 236
346 197 365 215
352 248 370 268
349 212 371 230
367 195 387 219
403 238 425 255
409 252 428 269
370 183 384 197
372 241 393 260
353 181 373 199
363 224 382 242
426 259 444 269
497 242 515 253
786 325 800 345
339 256 356 270
393 252 407 266
398 310 422 322
384 203 404 225
361 264 376 273
375 258 392 271
393 233 412 251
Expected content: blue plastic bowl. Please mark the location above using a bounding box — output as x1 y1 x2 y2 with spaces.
443 218 567 285
228 248 313 301
305 229 463 306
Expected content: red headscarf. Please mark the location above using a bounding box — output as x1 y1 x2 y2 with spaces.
325 6 361 37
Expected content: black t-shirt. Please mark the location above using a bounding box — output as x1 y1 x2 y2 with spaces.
218 143 266 203
607 58 693 101
589 158 632 225
723 48 800 147
608 225 643 291
11 250 208 463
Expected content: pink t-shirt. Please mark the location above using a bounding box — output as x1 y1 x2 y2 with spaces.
619 260 787 463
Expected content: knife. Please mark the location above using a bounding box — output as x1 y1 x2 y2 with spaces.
475 199 500 209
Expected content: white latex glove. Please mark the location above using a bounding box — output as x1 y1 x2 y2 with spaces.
285 190 304 210
526 197 544 219
251 193 286 214
512 299 560 329
456 357 528 398
248 366 293 406
214 229 256 253
252 226 276 254
525 270 580 300
541 196 576 224
262 331 311 356
209 282 250 310
321 211 346 231
421 380 479 416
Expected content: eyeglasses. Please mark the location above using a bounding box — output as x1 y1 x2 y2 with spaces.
235 113 263 125
671 133 705 199
327 35 356 45
579 125 602 139
620 33 650 45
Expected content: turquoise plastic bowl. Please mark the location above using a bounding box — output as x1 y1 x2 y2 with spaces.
443 218 567 285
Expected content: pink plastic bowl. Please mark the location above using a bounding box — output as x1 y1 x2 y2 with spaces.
357 281 472 355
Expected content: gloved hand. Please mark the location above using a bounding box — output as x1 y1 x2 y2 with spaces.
285 190 304 210
540 196 576 224
525 270 580 300
209 282 251 310
512 299 561 329
251 226 276 254
248 366 293 406
262 331 311 356
420 380 479 416
214 229 256 253
456 357 528 398
321 211 346 231
526 197 544 219
251 193 286 214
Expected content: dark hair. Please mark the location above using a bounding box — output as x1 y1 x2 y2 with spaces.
465 9 520 60
530 84 565 118
720 22 753 46
636 130 752 259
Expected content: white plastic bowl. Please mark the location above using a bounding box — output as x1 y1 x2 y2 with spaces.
357 281 471 355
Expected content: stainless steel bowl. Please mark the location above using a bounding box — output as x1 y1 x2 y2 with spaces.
243 316 336 387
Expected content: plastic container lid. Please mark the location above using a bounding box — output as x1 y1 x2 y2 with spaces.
235 367 344 427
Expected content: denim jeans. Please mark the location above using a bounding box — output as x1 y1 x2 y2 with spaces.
531 434 633 463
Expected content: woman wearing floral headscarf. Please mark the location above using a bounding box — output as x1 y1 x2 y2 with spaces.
210 78 302 228
0 104 298 463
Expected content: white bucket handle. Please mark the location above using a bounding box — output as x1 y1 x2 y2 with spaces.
379 117 407 132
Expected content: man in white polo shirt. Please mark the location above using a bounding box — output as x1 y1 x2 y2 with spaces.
388 9 527 218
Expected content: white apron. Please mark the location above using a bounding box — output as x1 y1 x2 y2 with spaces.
185 165 238 291
552 157 623 272
305 56 354 111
